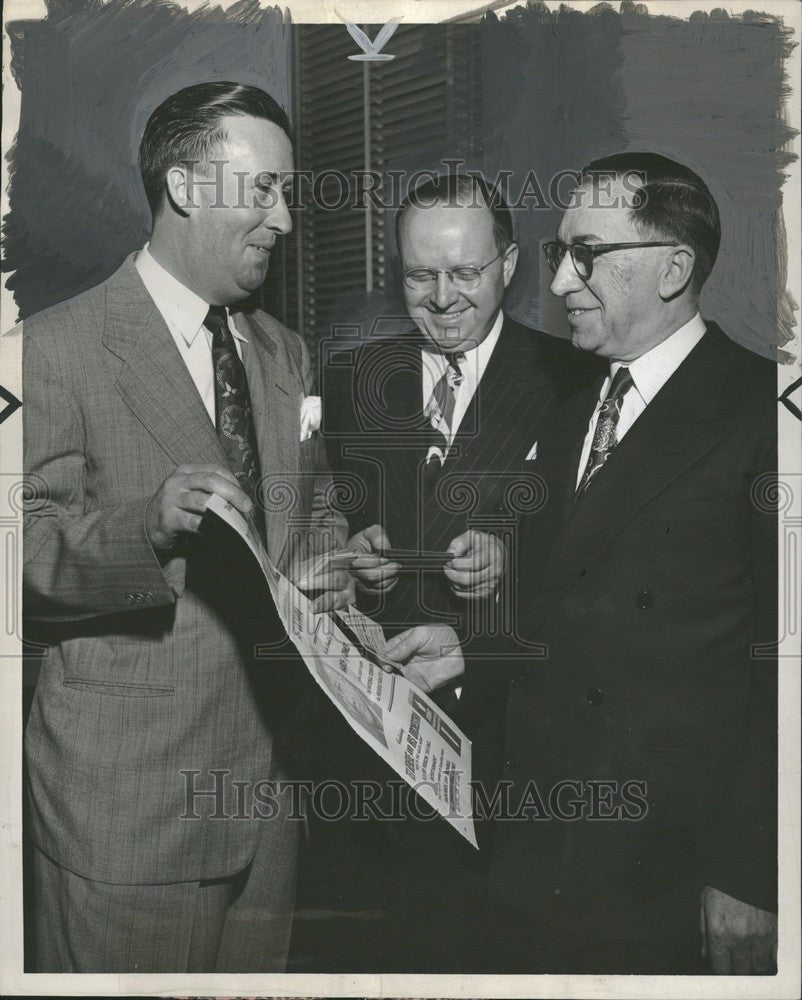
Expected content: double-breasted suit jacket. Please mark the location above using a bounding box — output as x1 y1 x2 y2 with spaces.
482 324 777 921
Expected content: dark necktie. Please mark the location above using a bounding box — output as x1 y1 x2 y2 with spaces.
576 366 634 498
205 306 266 542
425 352 465 473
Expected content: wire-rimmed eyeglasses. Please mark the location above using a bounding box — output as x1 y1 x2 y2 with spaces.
403 250 506 291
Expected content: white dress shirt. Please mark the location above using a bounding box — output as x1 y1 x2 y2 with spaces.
135 246 247 424
576 313 707 488
421 309 504 460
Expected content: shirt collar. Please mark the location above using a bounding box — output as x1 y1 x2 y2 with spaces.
135 245 248 346
610 312 706 405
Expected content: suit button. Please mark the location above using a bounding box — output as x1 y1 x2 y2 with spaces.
145 592 154 603
510 672 526 688
505 754 519 769
636 590 654 609
134 593 144 605
586 687 605 706
124 594 134 606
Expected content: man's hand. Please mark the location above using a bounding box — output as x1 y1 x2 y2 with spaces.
145 464 253 552
701 885 778 974
292 552 355 614
384 625 464 694
346 524 400 595
444 530 506 599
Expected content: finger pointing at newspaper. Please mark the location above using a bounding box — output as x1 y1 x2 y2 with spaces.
384 625 464 694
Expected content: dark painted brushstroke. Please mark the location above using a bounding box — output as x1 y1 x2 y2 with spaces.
617 5 797 359
2 0 796 362
480 3 627 337
481 3 796 359
3 0 290 318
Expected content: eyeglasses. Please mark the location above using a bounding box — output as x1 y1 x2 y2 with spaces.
403 250 506 291
543 239 679 281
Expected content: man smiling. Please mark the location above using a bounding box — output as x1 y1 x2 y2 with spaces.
139 102 294 303
23 82 350 973
473 152 778 974
325 173 588 629
318 172 593 970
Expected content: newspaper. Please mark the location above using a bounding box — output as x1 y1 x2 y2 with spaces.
206 493 477 848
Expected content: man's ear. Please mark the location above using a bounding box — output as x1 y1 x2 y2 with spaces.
164 164 194 215
502 242 519 287
659 244 695 300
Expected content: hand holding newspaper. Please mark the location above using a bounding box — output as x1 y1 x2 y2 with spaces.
205 493 477 847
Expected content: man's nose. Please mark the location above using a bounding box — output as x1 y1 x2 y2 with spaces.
267 189 292 235
549 251 584 297
431 271 459 310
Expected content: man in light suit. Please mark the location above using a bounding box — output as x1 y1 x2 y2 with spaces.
22 82 351 972
468 152 778 974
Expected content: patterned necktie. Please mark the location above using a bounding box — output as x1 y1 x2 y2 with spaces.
425 352 465 472
205 306 266 543
576 366 634 498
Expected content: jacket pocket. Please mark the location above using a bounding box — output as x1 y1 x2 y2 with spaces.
60 634 175 697
62 678 175 697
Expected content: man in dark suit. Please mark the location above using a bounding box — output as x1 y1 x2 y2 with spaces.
22 82 352 972
323 173 590 642
468 152 778 974
308 174 594 970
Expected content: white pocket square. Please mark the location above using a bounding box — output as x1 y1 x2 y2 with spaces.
524 441 538 461
300 395 322 442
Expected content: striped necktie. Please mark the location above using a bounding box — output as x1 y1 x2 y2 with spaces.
425 352 465 469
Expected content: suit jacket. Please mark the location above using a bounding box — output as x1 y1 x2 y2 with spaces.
305 316 598 944
322 316 597 650
480 323 778 917
22 254 347 885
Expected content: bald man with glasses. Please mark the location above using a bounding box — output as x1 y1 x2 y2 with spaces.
324 172 594 646
309 172 596 971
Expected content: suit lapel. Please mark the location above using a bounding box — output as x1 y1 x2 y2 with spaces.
447 318 557 469
234 309 296 565
539 375 603 525
426 320 558 548
103 255 226 468
104 257 297 566
528 328 733 634
426 327 516 548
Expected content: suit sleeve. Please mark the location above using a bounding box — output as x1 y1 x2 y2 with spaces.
23 334 184 623
703 437 778 913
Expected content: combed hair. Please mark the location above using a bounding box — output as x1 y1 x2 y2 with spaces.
581 151 720 292
139 81 292 214
395 173 515 253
